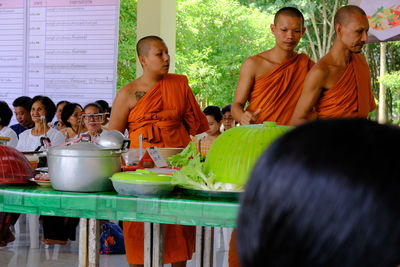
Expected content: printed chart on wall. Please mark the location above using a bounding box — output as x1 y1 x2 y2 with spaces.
350 0 400 42
0 0 120 109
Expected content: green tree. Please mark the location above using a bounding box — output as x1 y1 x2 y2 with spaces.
117 0 137 90
367 41 400 124
238 0 347 61
176 0 275 107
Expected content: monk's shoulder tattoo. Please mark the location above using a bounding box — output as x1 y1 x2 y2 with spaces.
135 91 146 101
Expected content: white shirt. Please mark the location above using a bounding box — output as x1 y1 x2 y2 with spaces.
16 128 65 152
0 126 18 148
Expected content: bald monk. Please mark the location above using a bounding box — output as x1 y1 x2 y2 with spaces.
232 7 314 126
291 5 376 125
109 36 208 267
230 7 314 267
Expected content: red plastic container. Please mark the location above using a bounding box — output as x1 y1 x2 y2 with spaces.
0 145 34 183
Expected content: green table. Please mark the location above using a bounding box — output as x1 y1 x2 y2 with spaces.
0 185 239 267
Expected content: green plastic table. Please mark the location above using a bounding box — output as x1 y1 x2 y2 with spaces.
0 185 239 267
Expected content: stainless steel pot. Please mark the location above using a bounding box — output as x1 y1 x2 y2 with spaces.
47 142 126 192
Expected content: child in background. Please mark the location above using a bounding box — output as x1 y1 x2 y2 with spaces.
221 104 236 131
196 105 223 158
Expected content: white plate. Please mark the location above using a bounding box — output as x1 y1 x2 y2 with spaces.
29 178 51 187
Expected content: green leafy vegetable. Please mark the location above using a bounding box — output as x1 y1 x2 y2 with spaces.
168 142 197 167
171 155 243 191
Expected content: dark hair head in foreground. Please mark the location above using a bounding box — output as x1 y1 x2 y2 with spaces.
237 119 400 267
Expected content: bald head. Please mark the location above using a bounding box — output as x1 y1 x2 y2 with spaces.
334 5 367 28
274 7 304 26
136 35 165 57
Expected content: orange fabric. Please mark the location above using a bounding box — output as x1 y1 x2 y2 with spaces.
316 53 376 118
229 54 313 267
229 230 241 267
246 53 314 126
124 73 209 265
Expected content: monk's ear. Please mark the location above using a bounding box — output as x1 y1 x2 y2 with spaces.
270 24 275 34
138 55 146 67
335 23 342 35
301 26 306 35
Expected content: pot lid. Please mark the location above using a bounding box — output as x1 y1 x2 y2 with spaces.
52 142 105 151
111 169 172 183
48 142 120 157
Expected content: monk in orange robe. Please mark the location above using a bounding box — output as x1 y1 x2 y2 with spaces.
109 36 208 267
232 7 313 126
291 5 376 125
230 7 313 267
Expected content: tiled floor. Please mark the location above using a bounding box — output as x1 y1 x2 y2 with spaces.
0 216 231 267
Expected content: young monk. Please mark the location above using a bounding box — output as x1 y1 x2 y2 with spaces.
291 5 376 125
229 7 313 267
232 7 314 126
108 36 208 267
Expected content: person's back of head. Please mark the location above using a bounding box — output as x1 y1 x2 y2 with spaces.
237 119 400 267
0 101 13 127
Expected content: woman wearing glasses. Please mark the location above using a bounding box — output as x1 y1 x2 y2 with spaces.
82 102 109 138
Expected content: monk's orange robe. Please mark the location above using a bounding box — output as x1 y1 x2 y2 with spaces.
316 53 376 118
124 73 209 265
246 53 314 125
229 53 313 267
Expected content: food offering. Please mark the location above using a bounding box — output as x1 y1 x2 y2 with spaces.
30 167 51 187
169 122 292 199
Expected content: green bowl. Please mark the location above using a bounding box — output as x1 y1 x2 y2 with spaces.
111 170 172 184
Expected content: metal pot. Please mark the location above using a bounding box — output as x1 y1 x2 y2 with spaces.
47 142 126 192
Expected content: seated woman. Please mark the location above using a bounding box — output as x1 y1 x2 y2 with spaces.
221 104 236 131
16 96 65 151
237 119 400 267
60 103 86 140
53 100 70 130
0 101 18 147
95 100 111 127
82 102 109 139
15 96 79 246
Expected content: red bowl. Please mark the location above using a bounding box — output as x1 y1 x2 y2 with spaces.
0 145 34 184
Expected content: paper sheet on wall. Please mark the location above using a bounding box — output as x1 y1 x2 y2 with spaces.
349 0 400 42
0 0 120 116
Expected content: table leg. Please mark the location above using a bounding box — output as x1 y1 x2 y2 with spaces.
144 222 152 267
195 226 214 267
195 226 203 267
203 227 214 267
152 223 164 267
78 218 88 267
88 218 100 267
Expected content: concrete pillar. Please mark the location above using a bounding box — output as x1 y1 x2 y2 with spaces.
136 0 176 77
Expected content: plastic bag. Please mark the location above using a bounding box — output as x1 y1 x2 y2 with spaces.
99 222 125 254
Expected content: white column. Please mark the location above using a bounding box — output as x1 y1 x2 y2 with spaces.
136 0 176 77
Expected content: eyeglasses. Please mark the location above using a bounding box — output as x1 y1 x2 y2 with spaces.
82 113 108 123
223 116 234 121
